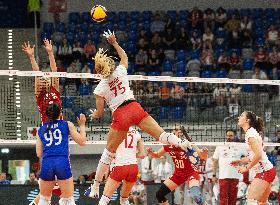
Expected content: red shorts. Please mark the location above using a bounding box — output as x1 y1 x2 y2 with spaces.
170 171 200 185
255 167 276 183
112 102 149 131
110 164 138 183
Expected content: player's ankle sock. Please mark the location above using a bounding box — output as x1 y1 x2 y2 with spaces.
159 132 182 146
94 148 115 182
98 195 110 205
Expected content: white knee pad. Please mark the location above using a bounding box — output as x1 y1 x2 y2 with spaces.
247 199 259 205
38 195 51 205
120 197 129 205
100 148 115 165
59 196 76 205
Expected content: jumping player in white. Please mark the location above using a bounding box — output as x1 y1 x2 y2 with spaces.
88 30 192 198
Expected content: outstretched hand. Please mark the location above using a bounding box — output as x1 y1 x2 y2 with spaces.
103 30 117 45
77 113 86 126
22 41 35 58
43 38 53 53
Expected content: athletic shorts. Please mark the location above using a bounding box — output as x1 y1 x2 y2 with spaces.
255 167 276 183
40 156 72 181
110 164 138 183
112 102 149 131
170 171 200 186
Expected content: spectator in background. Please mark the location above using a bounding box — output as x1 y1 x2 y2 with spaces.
213 83 228 106
72 41 84 61
268 46 280 69
240 16 252 31
81 64 91 74
273 130 280 154
252 64 268 80
148 49 160 71
150 32 162 50
186 82 199 106
79 79 91 96
189 7 203 31
159 82 171 106
135 48 148 72
67 62 79 73
267 149 278 167
240 29 253 48
176 27 190 50
254 47 268 71
138 29 149 42
58 38 72 65
84 39 96 60
56 59 66 72
228 29 241 49
215 7 227 28
229 51 241 70
24 172 38 185
225 14 240 32
203 8 215 31
228 84 242 105
190 30 202 49
77 175 86 185
170 82 185 106
202 27 214 50
217 51 230 70
212 129 248 205
266 24 279 47
151 13 165 33
0 172 10 185
51 30 64 45
187 55 201 72
201 49 214 70
137 38 149 51
141 155 158 184
162 27 177 50
154 155 173 183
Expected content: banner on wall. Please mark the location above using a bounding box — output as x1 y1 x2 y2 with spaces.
48 0 67 13
27 127 38 140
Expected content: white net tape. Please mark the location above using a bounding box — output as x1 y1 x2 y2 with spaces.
1 70 280 85
0 139 279 147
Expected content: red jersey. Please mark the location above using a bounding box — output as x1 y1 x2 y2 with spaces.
36 86 62 124
163 145 198 176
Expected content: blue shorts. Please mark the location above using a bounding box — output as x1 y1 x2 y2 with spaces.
40 156 72 181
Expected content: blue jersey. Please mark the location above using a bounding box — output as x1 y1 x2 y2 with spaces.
38 120 70 158
186 147 200 166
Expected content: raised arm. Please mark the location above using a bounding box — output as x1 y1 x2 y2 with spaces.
43 39 59 91
68 114 86 146
105 30 128 68
89 95 105 120
146 147 166 158
22 41 39 71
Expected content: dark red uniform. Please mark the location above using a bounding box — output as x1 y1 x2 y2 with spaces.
36 86 62 124
163 145 200 185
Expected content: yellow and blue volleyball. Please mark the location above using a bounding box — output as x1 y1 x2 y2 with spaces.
90 5 107 22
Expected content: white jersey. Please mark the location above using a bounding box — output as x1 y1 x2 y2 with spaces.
94 65 134 112
245 127 273 173
114 127 141 166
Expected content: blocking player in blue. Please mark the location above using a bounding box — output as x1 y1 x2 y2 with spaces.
36 103 86 205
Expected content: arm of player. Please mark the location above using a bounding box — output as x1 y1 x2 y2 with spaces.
43 39 60 91
68 114 87 146
136 139 146 159
22 41 39 71
239 137 262 173
191 144 208 160
146 147 166 158
105 30 128 68
36 135 43 158
89 95 105 119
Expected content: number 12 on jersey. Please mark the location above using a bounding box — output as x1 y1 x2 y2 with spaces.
124 134 134 148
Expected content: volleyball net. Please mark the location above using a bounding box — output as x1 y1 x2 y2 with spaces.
0 70 280 146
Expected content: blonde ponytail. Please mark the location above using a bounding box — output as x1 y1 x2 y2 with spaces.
93 48 115 78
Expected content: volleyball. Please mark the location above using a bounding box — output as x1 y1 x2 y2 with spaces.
90 5 107 22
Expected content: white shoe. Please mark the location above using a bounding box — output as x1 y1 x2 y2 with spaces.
179 139 192 150
89 184 99 198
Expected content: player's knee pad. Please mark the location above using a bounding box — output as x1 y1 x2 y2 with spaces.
100 148 115 165
156 184 171 203
189 186 206 205
38 195 51 205
59 196 76 205
246 199 259 205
